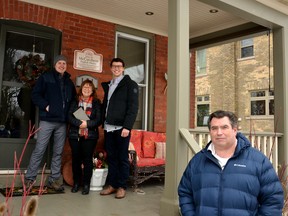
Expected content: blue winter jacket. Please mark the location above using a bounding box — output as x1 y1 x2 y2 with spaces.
178 132 284 216
32 68 76 122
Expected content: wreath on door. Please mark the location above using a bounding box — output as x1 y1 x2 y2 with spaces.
16 54 49 88
16 54 49 115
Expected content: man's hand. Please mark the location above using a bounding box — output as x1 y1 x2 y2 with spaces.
121 128 130 137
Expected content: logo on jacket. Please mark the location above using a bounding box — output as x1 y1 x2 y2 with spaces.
234 163 246 167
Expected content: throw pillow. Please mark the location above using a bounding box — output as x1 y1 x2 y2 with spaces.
142 131 158 158
142 131 166 158
154 142 166 159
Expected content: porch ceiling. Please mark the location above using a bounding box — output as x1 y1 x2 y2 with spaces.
21 0 288 46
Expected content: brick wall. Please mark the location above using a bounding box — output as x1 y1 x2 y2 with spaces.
1 0 178 167
190 51 196 128
154 35 168 132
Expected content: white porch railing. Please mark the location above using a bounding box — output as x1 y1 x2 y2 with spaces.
182 128 283 171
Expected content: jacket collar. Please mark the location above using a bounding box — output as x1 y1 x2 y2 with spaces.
204 132 251 157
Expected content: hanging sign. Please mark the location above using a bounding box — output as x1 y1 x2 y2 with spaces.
73 48 103 73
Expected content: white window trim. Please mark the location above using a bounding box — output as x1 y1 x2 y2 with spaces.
240 38 254 59
196 49 207 76
195 95 210 127
115 32 149 130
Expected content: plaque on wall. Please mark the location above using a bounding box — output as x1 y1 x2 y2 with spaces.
73 48 103 73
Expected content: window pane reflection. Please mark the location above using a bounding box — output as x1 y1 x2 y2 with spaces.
251 100 265 115
0 86 34 138
1 31 53 138
197 104 209 126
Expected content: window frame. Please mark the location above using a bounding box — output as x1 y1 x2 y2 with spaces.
196 95 210 127
115 31 149 130
196 49 207 76
240 38 254 58
250 89 274 117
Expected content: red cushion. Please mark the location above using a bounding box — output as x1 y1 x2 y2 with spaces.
142 131 166 158
130 130 144 158
137 158 165 167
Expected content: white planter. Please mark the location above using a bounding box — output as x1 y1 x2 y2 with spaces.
90 168 108 191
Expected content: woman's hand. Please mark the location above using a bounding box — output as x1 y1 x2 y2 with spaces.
79 120 87 128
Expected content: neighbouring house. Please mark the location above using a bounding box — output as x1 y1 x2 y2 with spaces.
194 33 275 133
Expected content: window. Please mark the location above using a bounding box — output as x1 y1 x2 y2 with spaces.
0 25 57 139
116 32 149 130
250 90 274 116
241 38 254 58
196 49 206 75
196 95 210 127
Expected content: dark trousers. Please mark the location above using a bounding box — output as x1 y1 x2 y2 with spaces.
104 129 130 189
69 137 97 185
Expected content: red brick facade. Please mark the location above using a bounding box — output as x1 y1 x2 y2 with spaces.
1 0 190 167
0 0 175 133
190 51 196 128
154 35 168 132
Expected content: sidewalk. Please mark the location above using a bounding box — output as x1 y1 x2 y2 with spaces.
0 180 164 216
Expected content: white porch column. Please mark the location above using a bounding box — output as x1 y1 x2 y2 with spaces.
273 26 288 163
159 0 190 215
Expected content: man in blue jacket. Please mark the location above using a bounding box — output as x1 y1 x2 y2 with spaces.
25 55 76 191
100 58 138 199
178 110 284 216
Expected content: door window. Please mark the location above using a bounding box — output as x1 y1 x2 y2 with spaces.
0 22 60 170
1 31 53 138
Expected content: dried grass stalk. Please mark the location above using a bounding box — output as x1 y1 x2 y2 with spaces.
23 196 38 216
0 202 7 216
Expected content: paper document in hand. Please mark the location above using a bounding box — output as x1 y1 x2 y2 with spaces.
73 108 90 120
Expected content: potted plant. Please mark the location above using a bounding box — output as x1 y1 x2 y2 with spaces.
90 150 108 191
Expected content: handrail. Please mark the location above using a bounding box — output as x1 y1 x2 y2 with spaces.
179 128 201 154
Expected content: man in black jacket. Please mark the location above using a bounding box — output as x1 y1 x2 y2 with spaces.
100 58 138 199
25 55 76 191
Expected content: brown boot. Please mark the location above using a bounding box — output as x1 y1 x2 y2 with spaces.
115 187 126 199
100 185 117 195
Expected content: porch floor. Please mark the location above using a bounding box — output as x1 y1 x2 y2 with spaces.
0 180 164 216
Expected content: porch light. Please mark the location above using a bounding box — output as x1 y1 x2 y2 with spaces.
209 9 218 13
145 12 154 16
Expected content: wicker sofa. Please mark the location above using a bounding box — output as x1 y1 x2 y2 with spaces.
128 130 166 188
